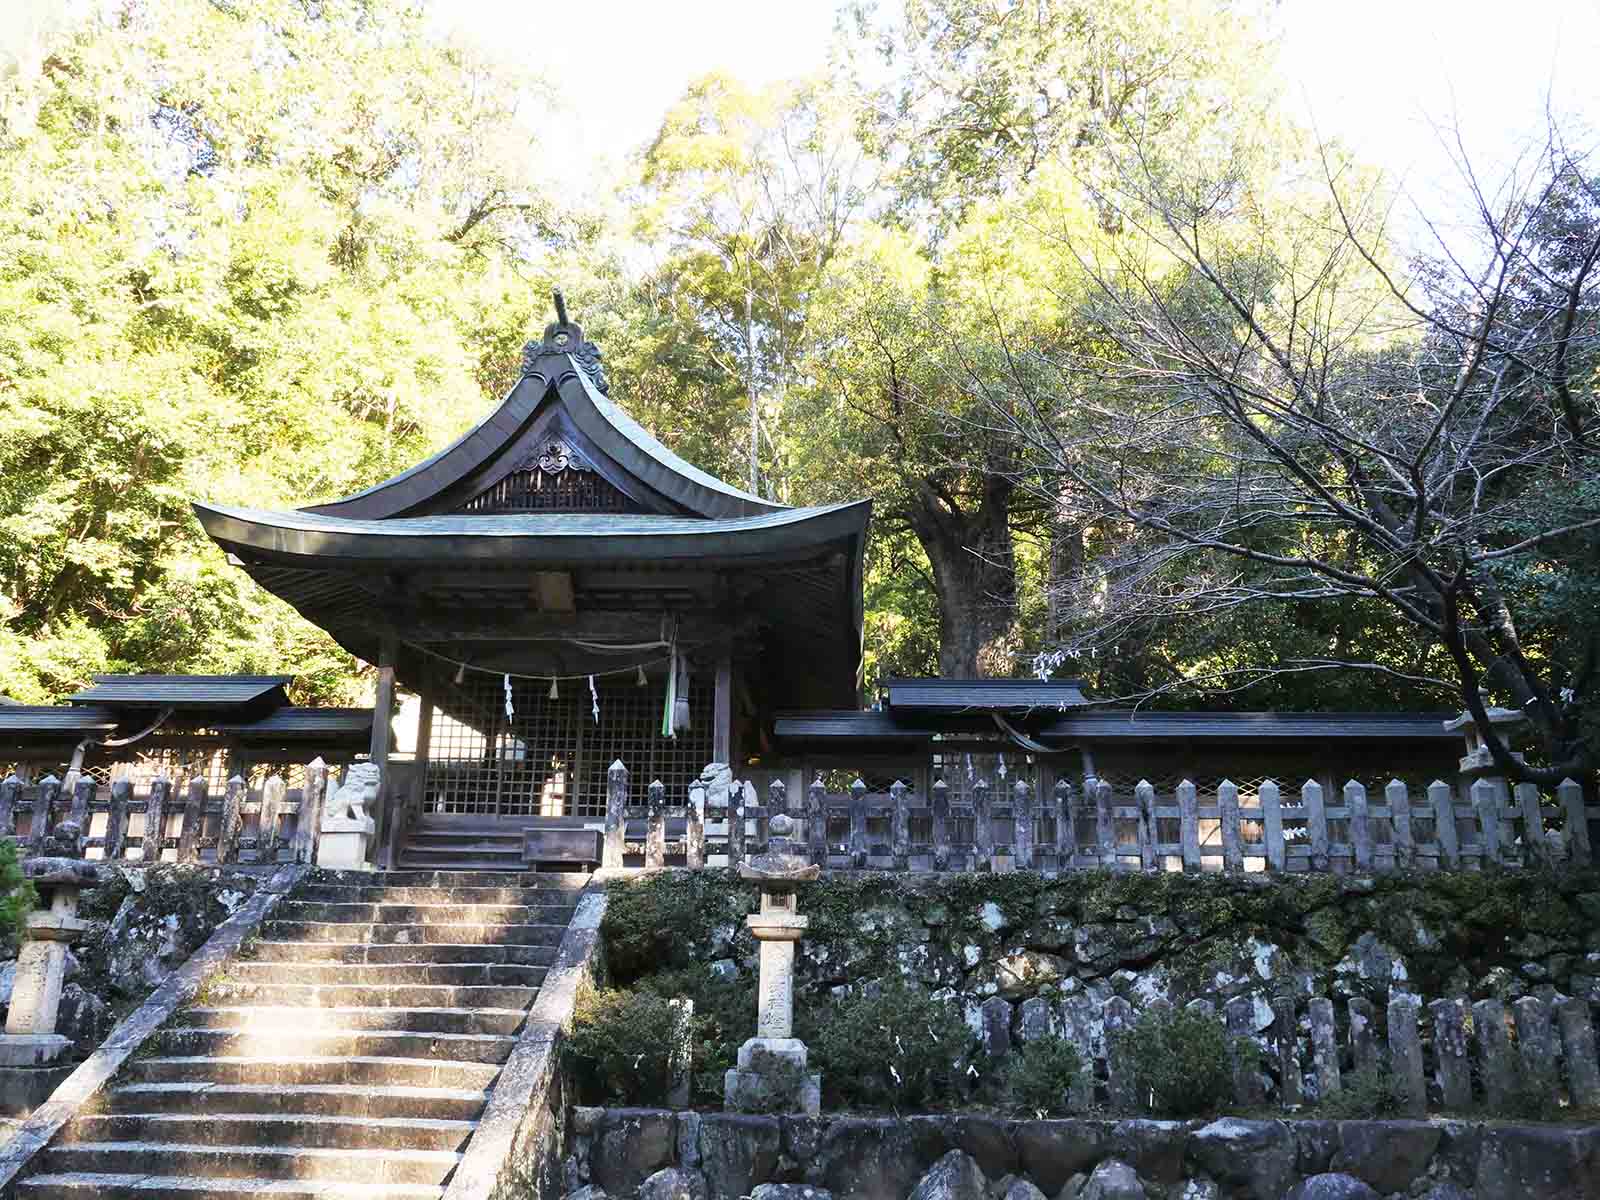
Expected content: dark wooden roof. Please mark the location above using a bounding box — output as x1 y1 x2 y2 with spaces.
193 502 870 565
0 706 120 735
192 318 872 708
886 678 1089 713
68 675 292 710
1040 711 1458 741
213 707 375 739
771 704 1461 749
772 711 937 742
301 329 782 521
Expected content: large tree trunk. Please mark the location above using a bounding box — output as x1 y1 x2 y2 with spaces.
906 473 1018 678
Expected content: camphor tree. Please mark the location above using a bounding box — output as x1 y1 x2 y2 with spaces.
0 0 583 702
982 118 1600 782
781 0 1284 680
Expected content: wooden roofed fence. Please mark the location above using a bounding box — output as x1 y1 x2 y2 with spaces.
0 673 376 866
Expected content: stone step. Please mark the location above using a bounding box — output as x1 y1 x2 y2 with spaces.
404 831 525 848
95 1082 487 1121
197 982 538 1009
246 940 557 967
315 868 588 889
124 1055 502 1090
181 1006 526 1037
395 849 525 870
153 1027 517 1066
62 1112 477 1154
227 960 547 987
261 920 565 946
19 1173 444 1199
277 901 573 925
36 1141 461 1185
295 883 572 905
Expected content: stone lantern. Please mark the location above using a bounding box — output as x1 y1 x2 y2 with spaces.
725 810 821 1115
0 854 97 1112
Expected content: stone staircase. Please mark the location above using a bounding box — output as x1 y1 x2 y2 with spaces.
19 869 587 1199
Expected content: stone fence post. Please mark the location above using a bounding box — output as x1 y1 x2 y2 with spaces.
602 760 627 869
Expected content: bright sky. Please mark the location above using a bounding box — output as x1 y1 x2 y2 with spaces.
444 0 1600 248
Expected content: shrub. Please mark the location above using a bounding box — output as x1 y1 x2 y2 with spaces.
564 986 685 1104
638 965 754 1104
1117 1006 1233 1116
0 839 34 955
1002 1035 1087 1116
1319 1064 1404 1118
600 870 747 984
1489 1058 1564 1121
808 981 976 1112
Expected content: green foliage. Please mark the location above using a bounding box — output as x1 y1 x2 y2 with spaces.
1489 1058 1566 1122
1001 1035 1087 1117
807 981 976 1112
0 0 594 703
638 965 755 1105
1117 1006 1233 1117
600 869 750 985
565 985 685 1105
0 839 36 954
1318 1065 1405 1119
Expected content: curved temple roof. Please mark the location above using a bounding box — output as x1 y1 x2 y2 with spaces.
192 500 871 566
300 332 783 522
192 313 872 708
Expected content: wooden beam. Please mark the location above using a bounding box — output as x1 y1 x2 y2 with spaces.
714 652 733 766
371 633 398 868
393 611 740 643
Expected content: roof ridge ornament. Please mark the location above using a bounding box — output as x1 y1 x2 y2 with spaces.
521 287 609 395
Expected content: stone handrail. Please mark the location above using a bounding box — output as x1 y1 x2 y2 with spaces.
441 876 609 1200
0 862 308 1197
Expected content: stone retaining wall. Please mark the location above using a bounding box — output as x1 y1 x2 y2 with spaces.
559 1108 1600 1200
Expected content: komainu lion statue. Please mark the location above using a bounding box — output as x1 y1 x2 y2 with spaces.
325 761 381 827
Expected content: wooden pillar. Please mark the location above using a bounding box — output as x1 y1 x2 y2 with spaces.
370 633 398 868
713 652 733 766
411 694 435 818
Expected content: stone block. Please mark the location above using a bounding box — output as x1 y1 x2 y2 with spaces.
942 1114 1016 1179
591 1108 675 1197
1330 1121 1439 1194
1105 1119 1186 1184
1080 1158 1142 1200
1474 1123 1600 1200
638 1166 709 1200
0 1033 70 1068
1015 1120 1107 1195
809 1117 947 1200
0 1061 75 1115
315 819 374 870
1281 1174 1380 1200
908 1149 986 1200
725 1066 821 1116
752 1186 833 1200
1185 1118 1295 1200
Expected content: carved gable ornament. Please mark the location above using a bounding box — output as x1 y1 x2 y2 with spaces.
457 434 636 514
521 293 610 395
531 438 592 476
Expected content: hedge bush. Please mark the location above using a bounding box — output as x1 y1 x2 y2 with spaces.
1001 1035 1087 1116
807 981 977 1112
564 986 685 1104
1117 1006 1233 1116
